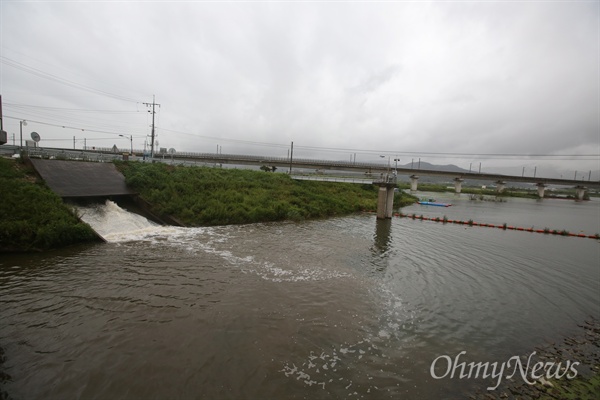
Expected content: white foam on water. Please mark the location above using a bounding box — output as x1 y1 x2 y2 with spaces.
280 338 393 395
77 200 417 395
279 280 418 396
76 200 170 242
76 200 350 283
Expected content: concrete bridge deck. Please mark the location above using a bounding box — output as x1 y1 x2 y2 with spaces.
5 145 598 191
10 145 597 189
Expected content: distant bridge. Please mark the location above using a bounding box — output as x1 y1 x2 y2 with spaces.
149 150 596 187
291 175 377 185
6 144 598 188
3 145 598 218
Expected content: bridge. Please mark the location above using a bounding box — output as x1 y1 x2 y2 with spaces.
3 145 598 220
10 145 597 187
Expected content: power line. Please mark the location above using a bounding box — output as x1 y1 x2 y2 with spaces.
293 144 600 159
4 115 597 162
3 115 145 137
1 56 140 103
4 102 141 114
41 137 131 142
3 100 148 134
160 127 290 149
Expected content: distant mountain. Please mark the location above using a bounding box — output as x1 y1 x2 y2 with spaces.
394 161 528 187
329 158 597 186
397 161 471 174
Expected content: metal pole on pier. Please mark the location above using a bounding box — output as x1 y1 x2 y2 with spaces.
289 141 294 174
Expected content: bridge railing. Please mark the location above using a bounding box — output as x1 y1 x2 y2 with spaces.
291 175 375 184
26 148 123 163
170 151 388 170
10 145 597 188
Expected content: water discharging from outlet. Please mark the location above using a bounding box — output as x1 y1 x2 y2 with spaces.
76 200 166 242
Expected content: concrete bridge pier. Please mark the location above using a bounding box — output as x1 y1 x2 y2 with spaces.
453 178 464 193
410 175 419 191
377 184 396 219
575 186 587 201
496 181 506 193
536 183 546 198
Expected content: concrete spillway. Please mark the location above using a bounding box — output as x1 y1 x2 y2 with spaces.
28 159 135 198
28 158 183 231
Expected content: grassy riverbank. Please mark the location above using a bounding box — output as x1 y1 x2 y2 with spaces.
116 161 417 226
0 158 97 252
0 157 417 251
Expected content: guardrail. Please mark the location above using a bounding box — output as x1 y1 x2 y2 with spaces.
25 148 123 163
291 175 376 184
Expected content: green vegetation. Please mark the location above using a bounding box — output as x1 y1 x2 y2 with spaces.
0 158 98 252
545 373 600 400
116 162 418 226
0 158 419 251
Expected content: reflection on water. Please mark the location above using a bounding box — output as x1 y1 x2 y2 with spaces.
0 198 598 399
372 218 393 254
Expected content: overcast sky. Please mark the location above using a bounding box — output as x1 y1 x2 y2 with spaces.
1 1 598 178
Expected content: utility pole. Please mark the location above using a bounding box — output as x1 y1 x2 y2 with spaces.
20 120 27 149
143 95 160 158
289 141 294 174
73 136 76 149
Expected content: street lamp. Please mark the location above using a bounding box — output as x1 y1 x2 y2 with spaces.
393 158 400 173
380 155 390 172
119 134 133 154
19 120 27 149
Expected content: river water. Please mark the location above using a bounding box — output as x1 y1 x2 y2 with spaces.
1 194 598 399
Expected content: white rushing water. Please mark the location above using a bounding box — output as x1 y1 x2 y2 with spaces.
76 200 167 242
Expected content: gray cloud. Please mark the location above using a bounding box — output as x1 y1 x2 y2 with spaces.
1 1 597 175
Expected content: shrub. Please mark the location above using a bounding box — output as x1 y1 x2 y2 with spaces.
0 158 97 251
116 162 380 226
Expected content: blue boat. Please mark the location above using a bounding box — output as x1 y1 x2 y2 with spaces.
417 201 452 207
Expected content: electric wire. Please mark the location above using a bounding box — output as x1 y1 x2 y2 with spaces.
1 56 140 103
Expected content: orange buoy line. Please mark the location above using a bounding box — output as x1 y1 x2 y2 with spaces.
395 213 599 240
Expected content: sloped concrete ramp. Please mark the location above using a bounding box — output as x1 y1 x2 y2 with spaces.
29 159 135 198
